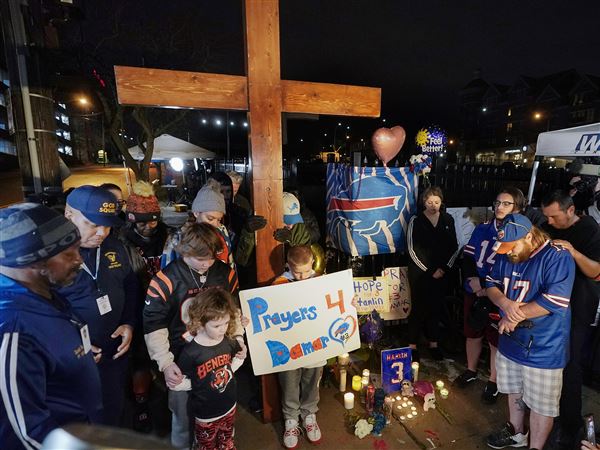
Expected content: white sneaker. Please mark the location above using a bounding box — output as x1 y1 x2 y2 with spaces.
283 419 302 449
303 414 322 444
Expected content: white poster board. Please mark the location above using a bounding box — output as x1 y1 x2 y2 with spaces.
380 267 411 320
240 269 360 375
353 276 390 314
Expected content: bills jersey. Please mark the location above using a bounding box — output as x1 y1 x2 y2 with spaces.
463 220 499 292
485 241 575 368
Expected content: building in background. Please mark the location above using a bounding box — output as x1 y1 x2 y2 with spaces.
458 69 600 166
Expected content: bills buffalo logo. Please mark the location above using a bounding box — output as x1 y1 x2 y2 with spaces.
326 165 417 256
328 315 357 346
497 229 505 240
211 367 233 393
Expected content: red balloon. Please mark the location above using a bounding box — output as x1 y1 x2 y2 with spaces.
371 126 406 165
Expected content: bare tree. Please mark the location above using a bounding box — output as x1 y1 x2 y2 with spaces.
56 0 236 179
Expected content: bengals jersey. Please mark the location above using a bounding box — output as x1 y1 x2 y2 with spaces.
143 257 239 362
178 338 241 420
485 241 575 368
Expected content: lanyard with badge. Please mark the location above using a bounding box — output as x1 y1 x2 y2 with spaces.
81 247 112 316
47 292 93 355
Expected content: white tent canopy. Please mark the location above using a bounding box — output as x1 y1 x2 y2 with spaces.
128 134 216 161
528 122 600 203
535 122 600 157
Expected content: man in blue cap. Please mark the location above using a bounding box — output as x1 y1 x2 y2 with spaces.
484 214 575 450
58 185 139 427
0 203 102 449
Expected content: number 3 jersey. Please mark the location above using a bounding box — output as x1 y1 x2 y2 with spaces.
485 241 575 369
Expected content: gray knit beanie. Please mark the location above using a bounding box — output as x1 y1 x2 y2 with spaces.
192 179 226 213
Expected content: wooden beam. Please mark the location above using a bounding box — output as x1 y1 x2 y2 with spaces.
114 66 248 110
244 0 284 424
282 80 381 117
114 66 380 118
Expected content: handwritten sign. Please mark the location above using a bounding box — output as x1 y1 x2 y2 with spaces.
240 269 360 375
380 267 411 320
353 276 390 314
381 347 413 394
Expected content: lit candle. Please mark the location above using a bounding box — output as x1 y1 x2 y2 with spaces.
339 367 347 392
412 410 418 416
352 375 362 392
435 380 445 390
410 406 416 411
411 362 419 382
360 379 368 404
344 392 355 409
407 401 413 406
362 369 370 379
338 353 350 366
397 405 402 410
440 388 449 399
401 402 408 408
403 397 408 402
407 413 413 419
395 395 402 401
400 415 406 420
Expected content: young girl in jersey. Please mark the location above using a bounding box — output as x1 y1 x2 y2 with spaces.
176 288 247 450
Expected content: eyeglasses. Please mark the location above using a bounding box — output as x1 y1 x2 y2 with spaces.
493 200 514 207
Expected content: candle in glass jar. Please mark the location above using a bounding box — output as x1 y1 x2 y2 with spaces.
411 362 419 382
440 388 449 399
352 375 362 391
435 380 445 390
362 369 370 379
360 379 368 404
344 392 355 409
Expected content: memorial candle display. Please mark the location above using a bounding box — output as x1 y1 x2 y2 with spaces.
344 392 355 409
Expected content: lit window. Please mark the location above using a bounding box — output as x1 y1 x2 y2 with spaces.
55 129 62 137
58 103 66 109
58 145 65 154
61 114 69 125
507 108 512 117
63 131 71 141
64 145 73 156
506 122 513 132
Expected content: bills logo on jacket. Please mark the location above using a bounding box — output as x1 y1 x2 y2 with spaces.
326 164 417 256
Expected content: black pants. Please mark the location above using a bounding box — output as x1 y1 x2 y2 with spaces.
559 322 595 434
407 269 447 345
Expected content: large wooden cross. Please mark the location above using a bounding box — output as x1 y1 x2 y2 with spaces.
114 0 380 422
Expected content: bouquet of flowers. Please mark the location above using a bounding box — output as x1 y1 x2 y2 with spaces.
407 154 432 186
408 154 432 176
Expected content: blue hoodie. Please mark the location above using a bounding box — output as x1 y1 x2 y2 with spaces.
0 274 102 450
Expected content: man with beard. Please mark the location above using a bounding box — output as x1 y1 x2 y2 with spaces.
485 214 575 450
58 185 138 427
119 181 171 433
0 203 102 449
541 191 600 449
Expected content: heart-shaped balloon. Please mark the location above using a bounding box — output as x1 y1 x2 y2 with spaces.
371 126 406 165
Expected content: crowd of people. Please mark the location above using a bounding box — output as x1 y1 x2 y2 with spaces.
1 170 599 450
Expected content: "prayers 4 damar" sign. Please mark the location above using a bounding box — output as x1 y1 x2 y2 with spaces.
240 269 360 375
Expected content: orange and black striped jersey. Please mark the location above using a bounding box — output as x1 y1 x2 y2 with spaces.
143 257 239 360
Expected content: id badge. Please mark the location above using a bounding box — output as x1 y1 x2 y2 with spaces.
96 294 112 315
80 324 92 354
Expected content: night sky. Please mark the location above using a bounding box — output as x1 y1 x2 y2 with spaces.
61 0 600 155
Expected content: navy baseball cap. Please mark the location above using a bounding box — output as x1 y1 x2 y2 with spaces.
0 203 80 267
67 185 123 227
493 213 533 254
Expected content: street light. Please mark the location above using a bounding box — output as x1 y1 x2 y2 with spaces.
533 111 550 131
